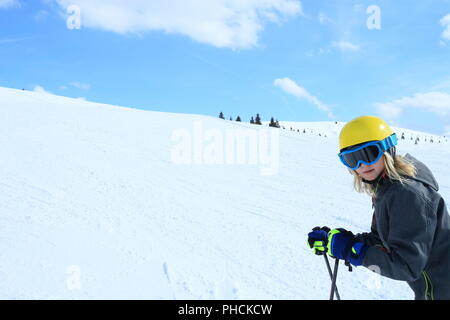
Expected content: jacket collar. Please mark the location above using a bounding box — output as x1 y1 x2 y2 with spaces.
363 170 396 199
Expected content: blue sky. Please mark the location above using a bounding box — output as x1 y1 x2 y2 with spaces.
1 0 450 135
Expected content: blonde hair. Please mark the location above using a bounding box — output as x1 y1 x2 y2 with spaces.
351 153 417 196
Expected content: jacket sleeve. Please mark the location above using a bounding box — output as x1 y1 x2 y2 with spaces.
362 185 436 282
356 231 383 246
356 214 384 246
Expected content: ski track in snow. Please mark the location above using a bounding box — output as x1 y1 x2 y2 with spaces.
1 87 449 299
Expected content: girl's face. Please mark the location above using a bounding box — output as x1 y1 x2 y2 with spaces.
355 155 386 181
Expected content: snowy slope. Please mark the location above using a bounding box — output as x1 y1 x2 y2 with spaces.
1 87 449 300
278 121 448 145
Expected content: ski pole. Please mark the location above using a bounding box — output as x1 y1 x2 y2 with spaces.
323 254 341 300
329 258 340 300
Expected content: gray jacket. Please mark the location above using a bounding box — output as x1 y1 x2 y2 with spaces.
357 154 450 300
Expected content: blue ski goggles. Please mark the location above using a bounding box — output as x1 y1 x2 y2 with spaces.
338 134 397 170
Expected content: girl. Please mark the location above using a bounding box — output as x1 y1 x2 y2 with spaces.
308 115 450 300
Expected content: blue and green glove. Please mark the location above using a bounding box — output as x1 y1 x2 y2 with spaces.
307 226 330 255
308 227 368 267
327 228 368 266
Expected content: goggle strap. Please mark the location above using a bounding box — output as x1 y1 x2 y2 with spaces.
379 134 397 151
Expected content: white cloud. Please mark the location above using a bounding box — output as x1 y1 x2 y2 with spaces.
441 14 450 41
70 82 91 90
352 4 364 12
0 0 20 8
35 10 50 22
0 37 27 44
274 77 333 118
375 102 403 120
431 78 450 91
375 92 450 120
305 47 331 57
52 0 302 49
445 125 450 136
58 82 90 90
332 41 360 52
34 85 89 101
33 85 53 94
318 12 332 25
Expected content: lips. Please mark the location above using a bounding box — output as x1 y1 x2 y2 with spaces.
363 169 375 174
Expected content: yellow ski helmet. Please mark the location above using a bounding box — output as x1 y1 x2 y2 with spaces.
339 116 394 151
